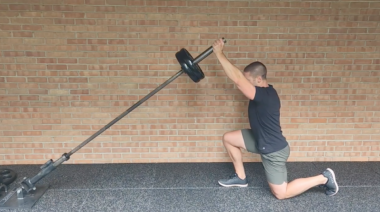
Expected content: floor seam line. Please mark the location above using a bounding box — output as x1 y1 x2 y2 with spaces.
45 185 380 191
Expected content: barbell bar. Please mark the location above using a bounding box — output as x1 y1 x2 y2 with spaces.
0 38 227 202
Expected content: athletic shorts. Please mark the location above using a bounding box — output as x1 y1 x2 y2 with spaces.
241 129 290 185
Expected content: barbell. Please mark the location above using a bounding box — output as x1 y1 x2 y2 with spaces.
4 38 227 200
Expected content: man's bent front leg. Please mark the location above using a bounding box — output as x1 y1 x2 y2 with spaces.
222 130 247 179
218 130 249 187
223 137 245 179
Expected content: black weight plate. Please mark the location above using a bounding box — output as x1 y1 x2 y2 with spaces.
175 48 205 83
0 170 10 174
0 168 17 186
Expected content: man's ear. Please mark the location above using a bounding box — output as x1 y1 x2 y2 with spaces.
256 76 262 83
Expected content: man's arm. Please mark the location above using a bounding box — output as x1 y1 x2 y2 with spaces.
213 39 256 100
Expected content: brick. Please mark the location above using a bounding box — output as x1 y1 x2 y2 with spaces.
56 58 77 64
53 6 73 11
106 0 125 5
76 19 96 25
9 4 30 10
350 2 369 8
37 58 56 63
85 0 105 4
64 12 85 18
87 39 107 45
10 17 33 24
3 51 24 57
47 65 67 70
67 39 87 44
13 32 33 37
23 26 43 33
63 0 85 4
54 19 75 24
96 6 115 12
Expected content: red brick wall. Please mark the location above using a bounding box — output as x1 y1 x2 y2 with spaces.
0 0 379 164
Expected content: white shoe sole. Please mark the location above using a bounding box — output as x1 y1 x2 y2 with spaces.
326 168 339 196
218 181 248 188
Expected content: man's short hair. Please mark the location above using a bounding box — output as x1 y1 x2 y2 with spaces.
243 61 267 80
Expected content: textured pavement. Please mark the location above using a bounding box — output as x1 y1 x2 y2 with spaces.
0 162 379 212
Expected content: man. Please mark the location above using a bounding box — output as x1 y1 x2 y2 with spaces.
212 38 339 199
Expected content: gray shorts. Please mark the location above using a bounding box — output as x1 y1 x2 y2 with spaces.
241 129 290 185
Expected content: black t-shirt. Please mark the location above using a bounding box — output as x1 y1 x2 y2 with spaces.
248 84 288 154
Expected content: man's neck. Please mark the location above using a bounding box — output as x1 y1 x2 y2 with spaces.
257 81 269 87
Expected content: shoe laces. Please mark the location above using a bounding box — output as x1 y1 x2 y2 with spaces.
229 173 238 179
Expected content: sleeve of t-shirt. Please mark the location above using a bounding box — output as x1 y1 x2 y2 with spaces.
253 86 264 102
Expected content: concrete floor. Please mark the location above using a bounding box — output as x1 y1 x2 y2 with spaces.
1 162 379 211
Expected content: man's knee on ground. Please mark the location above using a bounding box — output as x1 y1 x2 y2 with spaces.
269 183 288 200
271 190 287 200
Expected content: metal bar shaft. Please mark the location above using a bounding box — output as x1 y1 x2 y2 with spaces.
67 70 184 157
193 46 213 64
